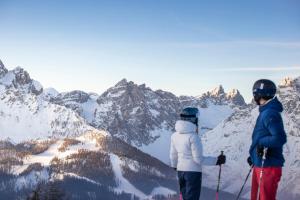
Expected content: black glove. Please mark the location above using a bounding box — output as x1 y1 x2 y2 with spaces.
173 168 177 171
256 145 264 158
247 156 253 167
216 154 226 165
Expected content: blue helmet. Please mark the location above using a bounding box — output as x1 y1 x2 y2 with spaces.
180 107 199 126
253 79 276 104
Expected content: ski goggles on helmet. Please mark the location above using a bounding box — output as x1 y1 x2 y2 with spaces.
180 114 199 126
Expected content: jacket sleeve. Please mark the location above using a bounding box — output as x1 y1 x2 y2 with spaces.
259 111 287 148
190 135 217 166
170 136 178 168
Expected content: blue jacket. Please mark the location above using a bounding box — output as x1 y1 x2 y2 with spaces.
249 97 287 167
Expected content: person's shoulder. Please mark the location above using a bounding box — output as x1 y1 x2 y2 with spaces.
262 109 282 125
263 109 281 118
171 132 179 139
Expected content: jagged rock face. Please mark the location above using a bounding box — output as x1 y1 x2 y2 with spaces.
51 78 245 147
0 61 246 156
12 67 32 86
210 85 225 96
199 85 246 107
94 79 181 146
278 77 300 136
0 62 92 142
0 62 43 96
95 81 245 141
227 89 246 107
56 91 90 104
52 90 91 114
30 80 43 95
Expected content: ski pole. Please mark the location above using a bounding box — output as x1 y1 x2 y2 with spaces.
236 165 254 200
256 148 268 200
216 151 224 200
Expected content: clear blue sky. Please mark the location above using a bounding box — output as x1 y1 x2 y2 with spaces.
0 0 300 102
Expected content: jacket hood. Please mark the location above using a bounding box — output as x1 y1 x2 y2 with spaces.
175 120 197 134
259 97 283 113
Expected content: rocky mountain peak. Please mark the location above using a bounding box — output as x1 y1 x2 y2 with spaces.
279 77 294 87
199 85 246 107
12 67 32 85
115 78 129 87
279 76 300 93
210 85 225 97
227 89 238 97
227 89 246 106
100 79 149 102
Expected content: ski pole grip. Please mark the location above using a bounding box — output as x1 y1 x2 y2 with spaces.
263 148 268 160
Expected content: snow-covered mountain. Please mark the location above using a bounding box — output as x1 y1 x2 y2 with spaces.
0 60 245 199
201 76 300 200
1 59 298 199
51 79 246 163
0 63 92 142
0 61 179 199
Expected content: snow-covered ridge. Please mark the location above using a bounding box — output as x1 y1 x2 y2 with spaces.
0 61 97 143
0 60 246 166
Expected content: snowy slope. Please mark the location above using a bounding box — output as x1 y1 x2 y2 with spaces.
201 76 300 200
1 131 178 199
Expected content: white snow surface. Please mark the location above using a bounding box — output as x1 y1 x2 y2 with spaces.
139 128 173 164
43 87 59 98
0 71 15 86
0 89 92 143
110 154 148 199
110 154 176 199
12 131 105 175
198 103 233 131
81 99 100 123
32 80 43 92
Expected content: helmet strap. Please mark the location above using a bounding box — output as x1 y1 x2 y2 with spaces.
254 95 261 105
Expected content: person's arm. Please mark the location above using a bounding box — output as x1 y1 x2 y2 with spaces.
203 156 218 166
190 135 217 166
170 136 178 168
259 112 287 148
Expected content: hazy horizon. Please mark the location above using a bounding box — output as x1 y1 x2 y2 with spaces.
1 0 300 102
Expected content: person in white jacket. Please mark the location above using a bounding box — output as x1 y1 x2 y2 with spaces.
170 107 226 200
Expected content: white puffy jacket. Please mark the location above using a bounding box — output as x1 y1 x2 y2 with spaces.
170 120 217 172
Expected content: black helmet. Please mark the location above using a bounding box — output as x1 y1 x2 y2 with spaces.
180 107 199 126
253 79 276 104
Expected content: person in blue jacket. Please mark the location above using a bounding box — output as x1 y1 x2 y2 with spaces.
247 79 287 200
